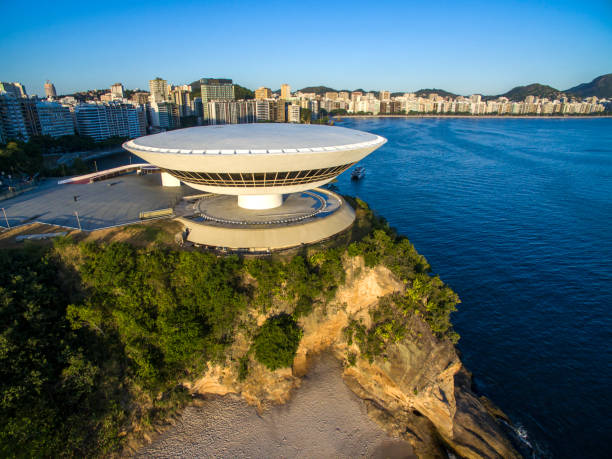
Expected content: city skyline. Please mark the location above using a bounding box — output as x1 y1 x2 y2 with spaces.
1 0 611 97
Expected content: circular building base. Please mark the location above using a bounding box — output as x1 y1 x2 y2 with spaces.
177 188 354 252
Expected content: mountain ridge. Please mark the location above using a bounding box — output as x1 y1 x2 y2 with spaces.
187 74 611 101
565 73 612 98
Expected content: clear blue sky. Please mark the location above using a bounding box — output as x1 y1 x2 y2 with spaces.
1 0 611 96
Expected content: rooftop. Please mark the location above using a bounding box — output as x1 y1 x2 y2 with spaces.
125 124 385 155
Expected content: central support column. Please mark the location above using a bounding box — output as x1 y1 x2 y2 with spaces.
238 194 283 210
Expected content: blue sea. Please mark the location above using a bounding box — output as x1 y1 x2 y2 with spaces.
333 117 612 458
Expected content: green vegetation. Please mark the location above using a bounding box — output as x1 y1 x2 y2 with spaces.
0 242 246 456
413 88 459 98
252 314 303 370
0 135 126 177
345 197 460 344
234 84 255 100
297 85 338 95
300 107 312 123
0 197 461 456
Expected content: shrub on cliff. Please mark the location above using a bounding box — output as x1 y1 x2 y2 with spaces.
253 314 303 370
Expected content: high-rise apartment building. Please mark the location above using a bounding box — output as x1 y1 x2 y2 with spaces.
0 82 27 98
255 87 272 100
170 87 192 117
36 101 75 137
273 100 286 123
255 100 270 121
281 84 291 99
111 83 124 98
207 100 256 125
287 104 300 123
0 93 30 141
193 97 204 119
131 92 150 105
44 81 57 98
149 77 169 102
379 90 391 101
149 101 180 130
200 78 235 120
325 92 338 100
75 101 145 141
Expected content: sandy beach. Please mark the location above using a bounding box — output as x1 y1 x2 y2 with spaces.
136 354 414 458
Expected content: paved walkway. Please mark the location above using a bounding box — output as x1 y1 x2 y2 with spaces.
0 174 190 231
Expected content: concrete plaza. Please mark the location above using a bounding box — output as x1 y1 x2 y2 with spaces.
0 173 190 231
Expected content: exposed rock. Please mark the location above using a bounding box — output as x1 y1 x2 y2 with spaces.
187 256 520 458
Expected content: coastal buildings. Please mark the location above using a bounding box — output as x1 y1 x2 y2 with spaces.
255 87 272 100
170 86 192 117
200 78 235 119
0 93 30 141
36 101 75 137
287 104 300 123
44 81 57 98
75 101 145 140
207 100 256 125
0 82 28 98
0 73 608 145
149 78 169 102
131 92 149 105
148 101 179 130
111 83 124 98
281 84 291 99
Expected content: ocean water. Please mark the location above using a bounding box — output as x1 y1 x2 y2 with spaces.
334 117 612 458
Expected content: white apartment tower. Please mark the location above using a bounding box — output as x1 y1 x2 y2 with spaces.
111 83 125 98
287 104 301 123
149 78 169 102
36 101 75 137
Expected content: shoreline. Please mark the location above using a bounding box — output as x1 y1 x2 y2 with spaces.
334 114 611 119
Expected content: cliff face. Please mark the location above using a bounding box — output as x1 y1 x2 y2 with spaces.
187 257 519 458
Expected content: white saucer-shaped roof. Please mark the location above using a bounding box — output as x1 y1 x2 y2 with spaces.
123 124 386 196
125 123 384 154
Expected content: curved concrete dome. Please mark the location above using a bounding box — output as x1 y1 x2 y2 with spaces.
123 124 386 208
125 123 384 153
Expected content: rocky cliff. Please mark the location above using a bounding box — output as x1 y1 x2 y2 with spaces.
186 256 520 459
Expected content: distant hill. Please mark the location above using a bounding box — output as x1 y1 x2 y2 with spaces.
565 74 612 99
494 83 564 101
413 88 459 98
298 86 338 95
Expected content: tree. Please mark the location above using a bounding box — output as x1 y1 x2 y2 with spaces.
253 314 303 370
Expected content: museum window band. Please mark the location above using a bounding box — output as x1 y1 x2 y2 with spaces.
163 163 355 187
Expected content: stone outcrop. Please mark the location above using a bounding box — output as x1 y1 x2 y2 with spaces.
188 256 520 458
